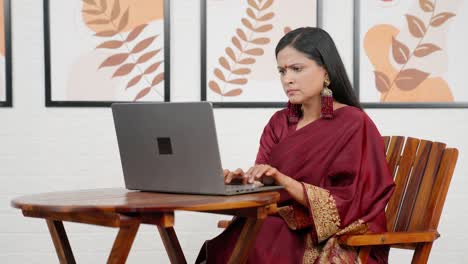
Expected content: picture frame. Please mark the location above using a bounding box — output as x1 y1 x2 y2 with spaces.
201 0 321 108
44 0 170 107
354 0 468 108
0 0 12 107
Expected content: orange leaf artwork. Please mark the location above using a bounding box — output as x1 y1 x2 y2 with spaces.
406 14 426 38
231 68 251 75
227 78 248 85
363 0 459 103
419 0 434 12
219 57 231 71
244 48 264 56
134 87 151 101
110 0 121 21
374 71 391 93
392 37 410 64
126 24 148 42
261 0 274 11
144 61 163 74
430 12 456 27
152 73 164 86
236 29 248 41
99 53 130 68
208 0 276 99
238 58 256 64
209 81 223 95
223 89 243 97
87 19 108 25
414 43 441 57
225 47 237 61
97 40 124 49
394 69 430 91
132 36 158 53
248 0 260 11
113 63 136 77
73 0 166 103
257 12 274 22
232 37 243 52
95 30 119 37
250 37 270 45
253 24 273 33
214 68 226 81
83 9 103 15
137 49 161 64
117 9 130 31
126 75 143 89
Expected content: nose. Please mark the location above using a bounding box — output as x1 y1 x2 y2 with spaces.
282 71 294 85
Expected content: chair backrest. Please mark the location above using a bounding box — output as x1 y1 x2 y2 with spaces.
382 136 458 238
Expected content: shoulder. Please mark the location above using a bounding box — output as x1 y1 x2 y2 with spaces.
268 108 289 124
336 106 381 134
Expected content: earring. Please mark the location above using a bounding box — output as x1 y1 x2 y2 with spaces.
321 78 333 119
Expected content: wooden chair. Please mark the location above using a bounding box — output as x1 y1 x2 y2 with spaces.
218 136 459 264
338 136 458 263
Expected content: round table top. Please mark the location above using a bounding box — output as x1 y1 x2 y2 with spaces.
11 188 280 214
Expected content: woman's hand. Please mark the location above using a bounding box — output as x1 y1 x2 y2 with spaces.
224 168 248 184
245 164 284 185
246 164 309 207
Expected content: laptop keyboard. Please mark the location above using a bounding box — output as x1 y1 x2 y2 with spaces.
225 184 261 193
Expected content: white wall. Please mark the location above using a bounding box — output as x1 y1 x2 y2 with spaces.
0 0 467 263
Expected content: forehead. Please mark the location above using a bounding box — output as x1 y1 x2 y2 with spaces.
276 46 314 65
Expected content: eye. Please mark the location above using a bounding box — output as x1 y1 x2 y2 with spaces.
291 66 302 72
278 69 285 75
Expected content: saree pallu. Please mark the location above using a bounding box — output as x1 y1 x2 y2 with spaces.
196 106 395 264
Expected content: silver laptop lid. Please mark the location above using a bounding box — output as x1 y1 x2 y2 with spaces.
111 102 225 194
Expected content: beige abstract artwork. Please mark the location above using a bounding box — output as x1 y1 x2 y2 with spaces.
45 0 167 106
357 0 467 106
204 0 317 106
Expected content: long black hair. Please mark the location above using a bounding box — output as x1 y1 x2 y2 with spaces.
275 27 362 110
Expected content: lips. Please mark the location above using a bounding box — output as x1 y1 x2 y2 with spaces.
287 89 299 95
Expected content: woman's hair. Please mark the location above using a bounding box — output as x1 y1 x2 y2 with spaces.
275 27 362 110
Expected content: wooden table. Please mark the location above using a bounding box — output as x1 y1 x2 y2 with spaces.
11 188 279 264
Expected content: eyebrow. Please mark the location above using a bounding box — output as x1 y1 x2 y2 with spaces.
277 63 305 70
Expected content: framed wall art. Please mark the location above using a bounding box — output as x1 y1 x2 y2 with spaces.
0 0 12 107
201 0 320 107
44 0 170 107
354 0 468 108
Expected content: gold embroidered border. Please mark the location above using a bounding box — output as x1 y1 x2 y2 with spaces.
336 219 368 236
304 183 341 243
278 205 297 230
303 233 320 264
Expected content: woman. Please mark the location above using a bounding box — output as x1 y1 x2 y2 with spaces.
196 27 395 264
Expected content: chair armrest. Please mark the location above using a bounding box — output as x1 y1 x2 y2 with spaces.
218 220 231 228
338 231 440 246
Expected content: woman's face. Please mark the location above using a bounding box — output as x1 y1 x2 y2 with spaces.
276 46 327 105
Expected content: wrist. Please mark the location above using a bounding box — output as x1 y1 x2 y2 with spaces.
276 172 291 186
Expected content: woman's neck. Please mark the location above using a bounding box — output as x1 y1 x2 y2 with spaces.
301 98 321 122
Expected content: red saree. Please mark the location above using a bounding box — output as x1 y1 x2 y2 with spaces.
196 106 395 263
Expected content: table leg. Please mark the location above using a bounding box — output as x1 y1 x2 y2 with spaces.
107 223 140 264
228 216 265 264
157 226 187 264
46 219 76 264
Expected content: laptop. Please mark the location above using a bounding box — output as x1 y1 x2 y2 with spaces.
111 102 284 195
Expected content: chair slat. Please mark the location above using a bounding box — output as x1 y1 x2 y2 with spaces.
385 136 405 178
386 137 419 231
394 140 432 232
424 148 458 230
408 142 446 231
383 136 390 152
